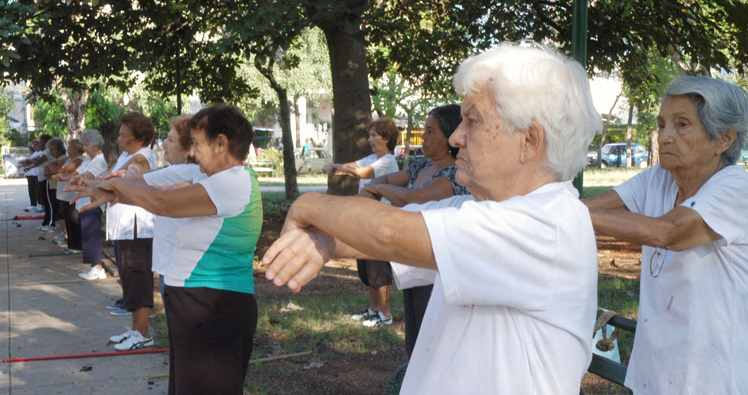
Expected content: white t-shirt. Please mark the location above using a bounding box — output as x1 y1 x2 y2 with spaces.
25 150 43 177
143 164 203 275
354 153 399 192
107 147 157 240
36 149 55 182
166 166 262 294
399 181 598 395
615 164 748 394
74 153 109 211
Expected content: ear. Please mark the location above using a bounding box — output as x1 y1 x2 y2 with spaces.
716 130 737 155
519 121 545 164
216 134 229 153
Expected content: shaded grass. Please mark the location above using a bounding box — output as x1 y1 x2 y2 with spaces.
583 186 614 199
254 290 405 359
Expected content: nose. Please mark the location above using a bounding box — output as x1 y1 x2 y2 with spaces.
190 145 196 157
449 121 467 148
658 123 675 145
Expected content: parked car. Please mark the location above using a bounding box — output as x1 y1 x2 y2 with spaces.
394 145 425 170
588 143 649 168
296 147 333 174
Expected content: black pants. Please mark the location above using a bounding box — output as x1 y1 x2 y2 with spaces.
81 207 103 266
39 179 57 226
117 238 154 312
61 202 82 250
403 284 434 358
26 176 39 206
165 286 258 395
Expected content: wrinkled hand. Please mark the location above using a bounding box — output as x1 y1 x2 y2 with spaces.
321 163 335 175
262 225 336 293
68 173 94 186
104 169 128 179
360 184 382 201
51 173 63 182
67 181 118 212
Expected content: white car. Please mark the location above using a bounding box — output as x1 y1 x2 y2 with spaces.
296 147 333 174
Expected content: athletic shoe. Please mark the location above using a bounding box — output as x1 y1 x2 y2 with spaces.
35 225 45 230
109 307 131 316
109 328 135 343
362 312 393 328
351 308 377 321
53 234 68 245
24 205 36 212
78 266 106 280
114 331 153 351
106 299 124 310
40 225 56 231
63 248 82 255
34 207 45 213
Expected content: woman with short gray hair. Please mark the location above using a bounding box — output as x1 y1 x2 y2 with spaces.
584 76 748 394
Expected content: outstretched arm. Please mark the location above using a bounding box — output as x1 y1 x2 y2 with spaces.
583 189 721 251
364 177 455 207
262 192 435 292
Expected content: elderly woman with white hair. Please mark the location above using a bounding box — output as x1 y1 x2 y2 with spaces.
262 42 601 394
584 77 748 394
55 130 109 278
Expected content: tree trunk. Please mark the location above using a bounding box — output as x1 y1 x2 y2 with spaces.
294 97 302 148
597 92 622 168
626 104 634 167
257 61 300 200
319 13 372 196
404 110 413 169
59 87 89 140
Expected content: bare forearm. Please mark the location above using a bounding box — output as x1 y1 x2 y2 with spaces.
589 207 720 251
291 193 435 268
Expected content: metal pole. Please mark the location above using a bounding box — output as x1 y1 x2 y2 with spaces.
3 348 168 363
571 0 588 197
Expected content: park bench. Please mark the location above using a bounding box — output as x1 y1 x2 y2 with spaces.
248 159 277 175
384 310 638 394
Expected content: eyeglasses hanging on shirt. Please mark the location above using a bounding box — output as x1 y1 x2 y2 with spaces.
649 248 669 278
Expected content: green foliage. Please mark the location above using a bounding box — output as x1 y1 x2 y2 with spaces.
32 93 67 138
260 147 285 177
85 89 126 132
0 88 18 146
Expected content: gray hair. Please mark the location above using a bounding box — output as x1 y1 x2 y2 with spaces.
46 137 66 156
665 76 748 166
453 41 602 181
79 129 105 148
67 139 84 155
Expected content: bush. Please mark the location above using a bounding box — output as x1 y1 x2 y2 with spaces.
260 147 284 177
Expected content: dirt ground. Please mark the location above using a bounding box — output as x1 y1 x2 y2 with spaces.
248 217 641 394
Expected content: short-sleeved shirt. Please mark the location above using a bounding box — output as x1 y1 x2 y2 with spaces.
25 150 43 177
143 164 203 275
74 153 108 211
166 166 262 294
614 164 748 394
391 159 471 289
36 149 55 182
399 181 597 394
107 147 157 240
355 153 399 192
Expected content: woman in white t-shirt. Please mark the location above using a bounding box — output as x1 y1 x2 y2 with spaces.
584 77 748 394
47 139 85 249
57 130 108 280
71 105 260 395
263 43 601 394
106 114 203 306
322 118 400 328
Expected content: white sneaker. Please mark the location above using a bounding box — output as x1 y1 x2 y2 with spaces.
362 311 393 328
114 330 153 351
78 266 106 280
40 225 56 231
109 328 135 343
53 234 68 244
24 205 36 212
